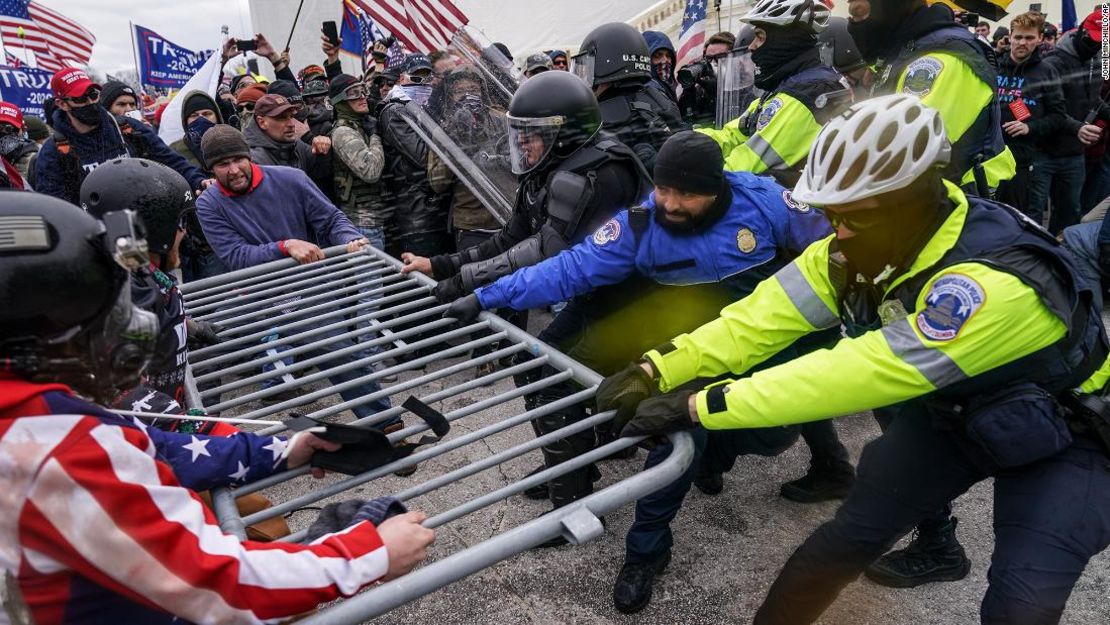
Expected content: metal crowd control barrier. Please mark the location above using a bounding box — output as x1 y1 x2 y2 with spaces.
179 244 694 624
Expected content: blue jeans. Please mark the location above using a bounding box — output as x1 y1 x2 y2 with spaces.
1029 153 1086 234
625 424 799 563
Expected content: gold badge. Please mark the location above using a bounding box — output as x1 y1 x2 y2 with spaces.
737 228 757 253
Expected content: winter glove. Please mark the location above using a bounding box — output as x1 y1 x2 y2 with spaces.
187 318 221 349
621 391 697 438
433 274 466 304
443 293 482 322
301 497 408 543
596 361 656 433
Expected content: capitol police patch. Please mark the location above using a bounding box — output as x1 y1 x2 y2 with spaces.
736 228 757 253
902 57 943 97
915 273 985 341
756 97 783 131
592 219 622 246
782 190 810 213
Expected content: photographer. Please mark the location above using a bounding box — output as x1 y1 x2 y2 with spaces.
676 31 735 127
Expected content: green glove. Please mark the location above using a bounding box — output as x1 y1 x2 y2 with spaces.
621 391 697 438
596 361 656 432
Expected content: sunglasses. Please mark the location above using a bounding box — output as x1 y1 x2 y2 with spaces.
238 103 255 113
826 207 888 231
66 88 100 105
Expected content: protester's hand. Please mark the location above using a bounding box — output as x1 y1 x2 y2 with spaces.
284 432 341 478
221 38 239 62
443 293 482 322
187 318 222 349
311 135 332 155
1002 120 1029 137
620 391 698 438
376 511 435 580
278 49 290 68
596 361 657 432
322 34 341 63
400 252 434 276
371 40 388 60
346 237 370 253
285 239 325 264
199 179 215 192
255 33 278 63
1079 123 1103 146
432 275 464 303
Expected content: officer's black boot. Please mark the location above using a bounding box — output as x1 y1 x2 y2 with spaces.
864 516 971 588
779 459 856 503
522 463 601 500
529 394 598 549
613 550 672 614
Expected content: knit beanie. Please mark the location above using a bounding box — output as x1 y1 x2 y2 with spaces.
235 83 268 106
100 80 137 109
653 131 724 196
267 79 303 103
200 124 251 168
182 93 215 121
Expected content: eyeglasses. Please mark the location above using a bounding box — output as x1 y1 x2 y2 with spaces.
450 87 480 99
825 207 888 231
66 88 100 105
407 72 431 85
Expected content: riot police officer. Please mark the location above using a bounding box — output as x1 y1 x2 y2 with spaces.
571 22 685 169
700 0 850 188
600 94 1110 624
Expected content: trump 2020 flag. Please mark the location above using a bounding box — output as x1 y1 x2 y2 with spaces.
134 24 213 91
157 47 222 146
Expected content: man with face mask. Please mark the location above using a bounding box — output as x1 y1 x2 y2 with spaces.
170 91 224 172
0 101 39 181
34 68 207 206
642 30 678 104
442 132 836 611
602 94 1110 625
301 77 335 140
699 0 852 188
846 0 1016 194
328 74 389 248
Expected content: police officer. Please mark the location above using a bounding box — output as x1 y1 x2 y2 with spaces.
847 0 1016 193
79 158 222 430
571 22 685 169
700 0 850 187
600 94 1110 624
444 131 836 610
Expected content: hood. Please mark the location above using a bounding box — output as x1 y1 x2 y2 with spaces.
0 374 71 413
643 31 676 59
999 46 1042 73
1054 30 1082 61
178 89 224 126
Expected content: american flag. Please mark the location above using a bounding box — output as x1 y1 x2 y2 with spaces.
0 0 94 72
675 0 708 71
4 49 20 67
349 0 468 55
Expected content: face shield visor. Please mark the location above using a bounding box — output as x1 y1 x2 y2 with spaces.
505 113 563 174
715 50 758 129
571 51 595 87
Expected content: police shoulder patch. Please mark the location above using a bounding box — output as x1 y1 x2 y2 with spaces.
915 273 985 341
592 219 622 246
902 56 944 98
782 189 810 213
756 97 783 131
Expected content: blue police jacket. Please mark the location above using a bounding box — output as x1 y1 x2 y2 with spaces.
475 171 832 311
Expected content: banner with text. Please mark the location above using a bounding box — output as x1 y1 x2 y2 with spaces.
0 65 54 118
134 24 212 90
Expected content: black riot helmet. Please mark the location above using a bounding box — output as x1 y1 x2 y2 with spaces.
0 192 158 402
818 17 866 74
505 70 602 175
80 158 195 258
572 22 653 88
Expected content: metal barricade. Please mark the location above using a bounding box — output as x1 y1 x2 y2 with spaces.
179 244 694 624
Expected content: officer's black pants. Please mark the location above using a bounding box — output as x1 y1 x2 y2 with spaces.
754 410 1110 625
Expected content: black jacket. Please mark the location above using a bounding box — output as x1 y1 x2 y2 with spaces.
996 49 1069 162
1042 31 1110 157
377 98 451 243
243 118 334 198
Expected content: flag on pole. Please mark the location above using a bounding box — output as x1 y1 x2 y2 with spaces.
4 50 20 67
1061 0 1077 32
0 0 93 72
675 0 708 71
157 48 222 146
340 0 385 70
348 0 467 55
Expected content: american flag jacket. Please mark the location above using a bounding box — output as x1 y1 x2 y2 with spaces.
0 376 390 624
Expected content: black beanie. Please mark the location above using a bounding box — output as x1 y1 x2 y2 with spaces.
653 131 724 196
100 80 136 108
329 74 360 104
268 79 303 103
182 93 215 121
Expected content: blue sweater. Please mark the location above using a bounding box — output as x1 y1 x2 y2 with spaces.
35 106 206 205
196 164 362 271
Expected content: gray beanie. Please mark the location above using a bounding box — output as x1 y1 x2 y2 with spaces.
199 124 250 169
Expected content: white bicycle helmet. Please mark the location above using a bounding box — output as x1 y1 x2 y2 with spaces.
741 0 831 33
792 94 952 206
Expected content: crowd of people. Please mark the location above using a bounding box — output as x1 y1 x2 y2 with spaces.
3 0 1110 623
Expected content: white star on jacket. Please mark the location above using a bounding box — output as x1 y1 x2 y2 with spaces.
182 436 211 462
228 461 250 482
262 437 288 467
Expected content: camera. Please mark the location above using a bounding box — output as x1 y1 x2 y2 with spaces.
955 11 980 27
677 58 716 89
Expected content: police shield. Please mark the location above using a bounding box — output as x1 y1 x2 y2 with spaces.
714 49 759 129
445 25 522 104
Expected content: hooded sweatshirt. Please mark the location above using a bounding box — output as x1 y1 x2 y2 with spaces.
169 90 225 173
996 48 1069 162
244 115 334 197
643 30 678 103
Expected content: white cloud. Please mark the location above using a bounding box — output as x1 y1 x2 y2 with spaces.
31 0 255 73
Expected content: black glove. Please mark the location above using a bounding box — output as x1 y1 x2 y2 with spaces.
187 319 221 349
433 274 466 304
621 391 697 438
443 293 482 322
596 362 656 433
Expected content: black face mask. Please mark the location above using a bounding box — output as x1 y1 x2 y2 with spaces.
751 27 818 89
71 103 102 126
846 18 889 64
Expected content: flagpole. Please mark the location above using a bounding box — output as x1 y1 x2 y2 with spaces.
129 20 142 91
284 0 307 52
